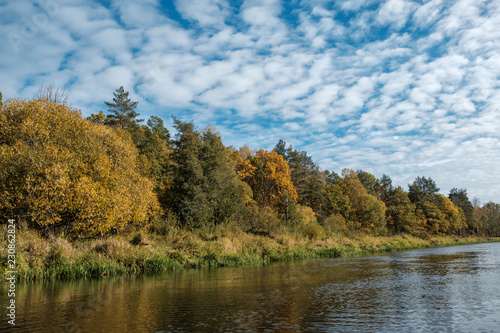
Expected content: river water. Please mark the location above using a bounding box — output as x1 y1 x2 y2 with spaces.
1 242 500 332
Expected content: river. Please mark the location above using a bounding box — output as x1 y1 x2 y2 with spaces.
1 242 500 332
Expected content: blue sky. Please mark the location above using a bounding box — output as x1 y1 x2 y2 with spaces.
1 0 499 203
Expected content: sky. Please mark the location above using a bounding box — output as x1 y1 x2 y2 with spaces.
1 0 499 203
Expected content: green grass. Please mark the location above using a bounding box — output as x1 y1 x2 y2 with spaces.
1 227 499 281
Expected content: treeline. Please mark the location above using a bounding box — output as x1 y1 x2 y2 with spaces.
1 88 499 238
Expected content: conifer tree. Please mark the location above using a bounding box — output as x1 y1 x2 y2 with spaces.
171 120 247 228
104 86 143 129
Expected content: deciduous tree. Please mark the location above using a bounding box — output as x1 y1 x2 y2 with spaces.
0 98 159 236
385 186 418 234
237 149 298 209
338 169 387 233
437 194 466 234
273 140 324 212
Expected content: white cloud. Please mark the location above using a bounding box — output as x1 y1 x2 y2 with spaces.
2 0 500 202
111 0 165 28
174 0 230 28
142 24 193 52
377 0 417 29
413 0 443 28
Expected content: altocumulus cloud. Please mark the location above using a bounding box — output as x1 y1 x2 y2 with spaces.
1 0 499 202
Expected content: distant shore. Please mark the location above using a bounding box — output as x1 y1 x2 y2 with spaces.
2 227 498 282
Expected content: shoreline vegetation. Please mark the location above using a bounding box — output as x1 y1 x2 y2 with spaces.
2 227 499 281
1 88 500 282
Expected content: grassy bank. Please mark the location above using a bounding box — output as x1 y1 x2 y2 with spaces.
2 226 499 281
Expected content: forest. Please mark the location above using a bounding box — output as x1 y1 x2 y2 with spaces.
1 87 499 242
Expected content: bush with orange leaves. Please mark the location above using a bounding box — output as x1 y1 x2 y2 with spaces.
0 98 159 237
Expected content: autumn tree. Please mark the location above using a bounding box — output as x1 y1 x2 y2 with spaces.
471 200 500 237
104 86 143 129
340 169 368 200
449 188 474 229
333 169 387 234
472 198 484 236
0 98 159 236
357 170 382 199
385 186 418 234
322 183 353 221
481 202 500 236
274 140 324 212
420 201 445 234
352 194 387 234
87 110 106 124
237 149 298 209
407 176 444 234
436 194 466 234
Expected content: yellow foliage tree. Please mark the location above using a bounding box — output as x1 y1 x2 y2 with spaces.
340 168 368 199
0 98 159 236
437 194 467 234
236 149 298 208
338 169 386 233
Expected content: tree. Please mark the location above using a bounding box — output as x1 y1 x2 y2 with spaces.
0 91 3 107
273 140 324 212
322 183 353 221
88 108 173 212
472 198 484 236
36 83 70 105
199 129 248 226
352 194 386 234
482 202 500 236
337 169 387 233
385 186 418 234
340 169 367 199
87 110 106 124
171 119 247 228
408 176 440 205
171 119 209 227
104 86 143 129
237 145 254 160
379 174 394 203
274 139 287 157
324 170 341 185
421 201 445 234
0 98 159 236
436 194 466 234
134 116 172 211
449 188 474 229
237 149 298 209
357 170 382 199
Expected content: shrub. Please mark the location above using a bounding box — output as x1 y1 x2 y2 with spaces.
243 206 281 235
0 98 159 236
322 213 348 234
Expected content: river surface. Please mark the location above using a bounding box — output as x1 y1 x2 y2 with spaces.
1 242 500 332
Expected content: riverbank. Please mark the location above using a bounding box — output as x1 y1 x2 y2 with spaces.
2 227 499 281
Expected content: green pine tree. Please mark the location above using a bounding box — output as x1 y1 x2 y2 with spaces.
104 86 143 129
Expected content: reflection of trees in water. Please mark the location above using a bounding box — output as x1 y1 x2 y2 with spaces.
6 244 500 332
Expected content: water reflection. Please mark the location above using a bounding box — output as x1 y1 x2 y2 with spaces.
1 243 500 332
